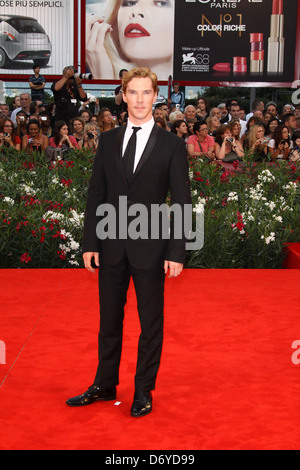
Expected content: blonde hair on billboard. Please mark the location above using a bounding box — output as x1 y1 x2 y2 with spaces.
103 0 135 79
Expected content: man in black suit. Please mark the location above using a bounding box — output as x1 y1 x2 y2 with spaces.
66 67 192 417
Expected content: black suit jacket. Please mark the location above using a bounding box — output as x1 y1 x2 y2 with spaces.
82 123 192 270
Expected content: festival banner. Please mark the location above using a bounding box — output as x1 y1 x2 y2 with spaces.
0 0 77 79
173 0 299 85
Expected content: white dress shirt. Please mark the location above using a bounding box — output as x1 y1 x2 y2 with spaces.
122 117 155 172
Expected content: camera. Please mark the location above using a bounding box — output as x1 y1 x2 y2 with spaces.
3 132 9 137
281 139 287 145
228 137 234 142
65 66 92 80
28 138 34 144
87 132 94 139
74 72 93 80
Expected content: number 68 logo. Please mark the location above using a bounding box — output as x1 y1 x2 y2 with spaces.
291 80 300 105
196 54 210 65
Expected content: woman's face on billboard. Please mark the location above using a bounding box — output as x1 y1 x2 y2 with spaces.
117 0 174 64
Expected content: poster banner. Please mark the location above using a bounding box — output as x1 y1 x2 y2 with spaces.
0 0 77 78
83 0 174 81
173 0 299 84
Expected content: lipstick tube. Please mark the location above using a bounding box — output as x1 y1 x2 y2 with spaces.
233 57 247 74
250 33 264 73
267 0 285 73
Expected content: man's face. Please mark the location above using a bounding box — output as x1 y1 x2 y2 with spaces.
219 106 227 118
20 94 30 109
185 106 196 120
267 105 277 116
123 77 157 125
257 101 264 112
286 116 297 130
230 106 240 119
0 104 9 115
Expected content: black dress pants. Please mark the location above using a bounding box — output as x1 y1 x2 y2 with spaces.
94 255 165 391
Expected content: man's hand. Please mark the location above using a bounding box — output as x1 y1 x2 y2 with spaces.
164 260 183 278
83 252 99 273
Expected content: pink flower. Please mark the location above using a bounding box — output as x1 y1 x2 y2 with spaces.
20 253 31 264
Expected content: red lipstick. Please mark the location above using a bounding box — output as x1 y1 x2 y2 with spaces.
267 0 284 73
272 0 283 15
233 57 247 74
213 63 231 72
124 23 150 38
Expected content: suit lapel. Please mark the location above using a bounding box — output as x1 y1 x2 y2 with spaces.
134 123 160 177
115 125 127 184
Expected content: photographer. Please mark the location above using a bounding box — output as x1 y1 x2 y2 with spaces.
0 118 21 151
22 119 48 154
215 124 244 162
82 122 98 152
268 125 292 160
51 66 88 124
243 123 268 161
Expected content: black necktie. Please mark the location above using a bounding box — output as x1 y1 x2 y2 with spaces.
123 126 141 182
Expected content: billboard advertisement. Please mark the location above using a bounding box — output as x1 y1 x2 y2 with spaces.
173 0 299 85
83 0 175 81
0 0 78 79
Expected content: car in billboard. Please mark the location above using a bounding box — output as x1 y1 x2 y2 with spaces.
0 15 52 68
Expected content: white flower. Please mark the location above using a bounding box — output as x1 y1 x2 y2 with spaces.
69 260 79 266
265 201 276 211
51 177 60 185
228 191 238 202
258 169 275 183
69 210 84 227
42 211 65 222
3 197 14 205
193 202 205 214
20 183 35 196
283 182 298 192
264 232 276 244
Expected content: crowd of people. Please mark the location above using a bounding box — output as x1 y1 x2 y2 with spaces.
0 68 299 164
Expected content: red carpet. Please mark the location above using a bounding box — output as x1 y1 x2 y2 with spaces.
1 268 300 450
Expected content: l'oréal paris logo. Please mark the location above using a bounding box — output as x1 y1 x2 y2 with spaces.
185 0 263 7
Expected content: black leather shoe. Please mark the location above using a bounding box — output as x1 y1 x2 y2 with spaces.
131 390 152 417
66 385 116 407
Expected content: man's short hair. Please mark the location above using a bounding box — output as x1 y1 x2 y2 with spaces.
122 67 158 95
291 129 300 143
230 102 240 110
283 113 295 123
119 69 128 78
